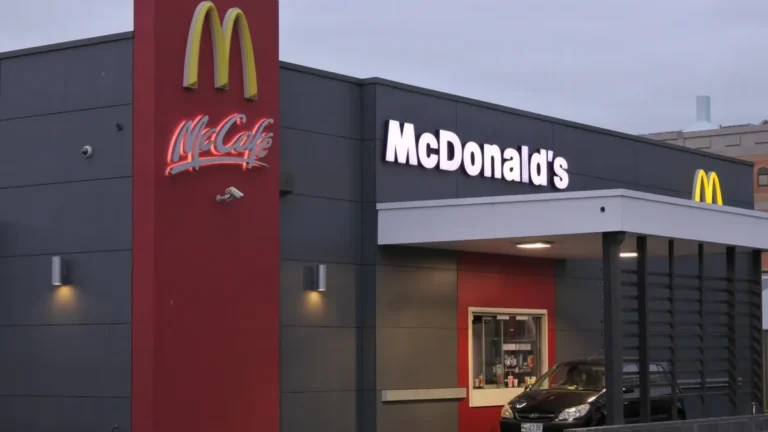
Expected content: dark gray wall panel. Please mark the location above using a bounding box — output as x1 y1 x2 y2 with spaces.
0 251 131 326
0 178 131 256
555 277 603 332
374 137 458 202
377 246 457 270
377 398 458 432
281 391 358 432
376 327 457 390
374 85 460 203
0 40 132 120
361 140 376 203
556 330 603 363
374 85 458 139
552 124 635 184
280 195 361 264
280 68 361 139
456 104 554 152
281 326 358 393
376 265 457 329
280 260 360 328
0 324 130 397
281 128 361 201
0 106 131 188
0 395 130 432
362 327 376 390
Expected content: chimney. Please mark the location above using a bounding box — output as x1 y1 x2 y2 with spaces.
683 95 718 132
696 95 711 123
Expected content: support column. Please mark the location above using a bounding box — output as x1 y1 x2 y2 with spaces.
668 240 679 420
726 246 738 416
637 236 650 423
750 250 764 414
603 231 626 425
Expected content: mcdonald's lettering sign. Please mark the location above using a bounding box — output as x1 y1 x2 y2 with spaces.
691 169 723 206
183 1 258 100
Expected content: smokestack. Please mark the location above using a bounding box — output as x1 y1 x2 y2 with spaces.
696 95 711 123
683 95 718 132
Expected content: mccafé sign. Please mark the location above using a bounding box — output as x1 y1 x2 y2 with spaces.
384 120 570 189
166 1 274 176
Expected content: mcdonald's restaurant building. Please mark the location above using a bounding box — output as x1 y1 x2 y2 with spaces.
1 2 768 432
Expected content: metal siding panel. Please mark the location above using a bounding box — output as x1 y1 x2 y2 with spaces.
280 326 358 393
280 391 358 432
375 265 457 329
280 260 360 328
374 85 459 203
555 277 603 331
377 397 458 432
375 136 459 203
553 124 636 184
377 245 457 270
281 127 361 201
0 395 130 432
361 140 377 203
376 327 457 390
0 178 131 256
279 68 361 139
0 106 131 188
0 324 130 397
0 251 131 326
280 195 361 264
0 40 132 119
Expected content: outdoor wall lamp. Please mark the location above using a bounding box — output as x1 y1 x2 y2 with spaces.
216 186 244 202
620 251 638 258
305 264 327 292
51 256 66 286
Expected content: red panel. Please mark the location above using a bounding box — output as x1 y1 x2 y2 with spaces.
457 252 557 432
132 1 280 432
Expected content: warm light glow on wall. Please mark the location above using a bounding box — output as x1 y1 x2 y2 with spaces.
52 285 78 309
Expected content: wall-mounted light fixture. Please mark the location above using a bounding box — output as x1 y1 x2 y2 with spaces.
51 256 66 286
304 264 327 292
620 251 638 258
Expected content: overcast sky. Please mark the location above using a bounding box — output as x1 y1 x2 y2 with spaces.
1 0 765 135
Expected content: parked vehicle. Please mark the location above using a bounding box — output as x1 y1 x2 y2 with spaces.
500 358 686 432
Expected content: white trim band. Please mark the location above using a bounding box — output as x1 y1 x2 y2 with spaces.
377 189 768 251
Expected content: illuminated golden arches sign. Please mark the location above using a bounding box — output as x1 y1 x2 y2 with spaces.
691 169 723 206
183 1 258 100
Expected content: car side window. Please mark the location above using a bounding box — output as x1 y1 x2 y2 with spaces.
622 363 639 386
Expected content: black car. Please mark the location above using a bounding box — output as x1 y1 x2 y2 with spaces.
499 358 686 432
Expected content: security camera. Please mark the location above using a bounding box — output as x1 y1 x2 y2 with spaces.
226 187 244 199
216 186 244 202
81 146 93 158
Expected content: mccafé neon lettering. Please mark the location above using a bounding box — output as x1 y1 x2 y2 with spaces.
166 114 274 175
384 120 570 189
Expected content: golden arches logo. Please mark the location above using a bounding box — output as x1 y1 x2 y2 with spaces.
691 169 723 206
183 1 258 100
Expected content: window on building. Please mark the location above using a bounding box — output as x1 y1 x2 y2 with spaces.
469 308 548 407
758 167 768 187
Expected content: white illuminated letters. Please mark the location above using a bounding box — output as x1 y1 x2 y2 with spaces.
383 120 570 190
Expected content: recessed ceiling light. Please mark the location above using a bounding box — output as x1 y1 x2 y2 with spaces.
620 252 638 258
516 241 553 249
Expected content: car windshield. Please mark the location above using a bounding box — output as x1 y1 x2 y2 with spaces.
530 362 605 392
